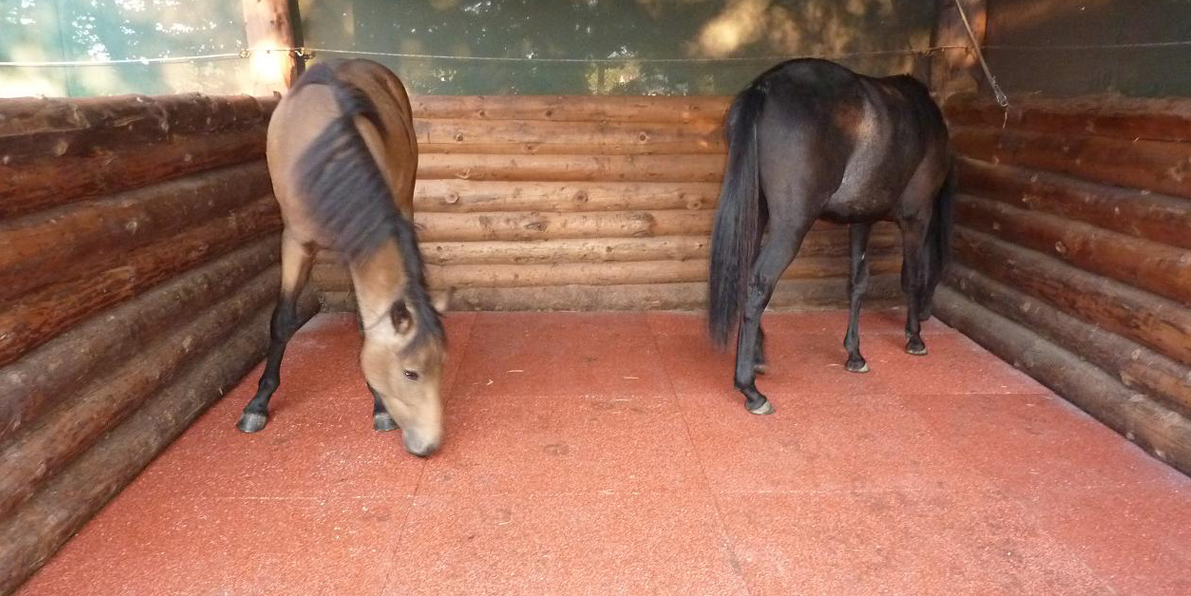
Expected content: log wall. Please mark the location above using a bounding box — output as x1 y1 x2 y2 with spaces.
938 94 1191 476
312 95 905 312
0 93 318 594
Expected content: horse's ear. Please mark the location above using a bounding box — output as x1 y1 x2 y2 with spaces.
390 300 413 335
431 287 453 313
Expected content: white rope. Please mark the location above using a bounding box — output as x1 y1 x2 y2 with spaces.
952 0 1008 108
0 46 963 69
303 45 962 63
984 40 1191 51
2 38 1185 70
0 51 247 67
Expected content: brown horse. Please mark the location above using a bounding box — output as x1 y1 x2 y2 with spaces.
708 59 955 415
236 59 448 457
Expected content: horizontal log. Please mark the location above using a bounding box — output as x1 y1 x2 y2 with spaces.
955 194 1191 306
413 230 898 265
321 273 903 313
956 157 1191 251
416 153 726 183
0 266 281 520
0 94 274 160
947 263 1191 417
410 95 731 123
0 162 271 301
0 237 279 444
934 287 1191 477
413 180 721 213
953 226 1191 364
0 291 316 596
0 129 268 220
314 229 900 271
951 125 1191 201
945 93 1191 143
315 255 902 291
0 196 281 367
413 210 716 241
415 118 724 155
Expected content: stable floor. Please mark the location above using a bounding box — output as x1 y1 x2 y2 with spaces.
18 311 1191 596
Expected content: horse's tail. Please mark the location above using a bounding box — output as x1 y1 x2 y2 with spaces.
294 62 442 347
708 83 766 348
921 158 956 319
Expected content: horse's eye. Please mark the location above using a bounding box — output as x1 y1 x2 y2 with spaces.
403 370 420 381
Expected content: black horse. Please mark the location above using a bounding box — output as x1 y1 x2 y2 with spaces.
708 59 955 415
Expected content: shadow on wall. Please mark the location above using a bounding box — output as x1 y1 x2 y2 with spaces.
982 0 1191 97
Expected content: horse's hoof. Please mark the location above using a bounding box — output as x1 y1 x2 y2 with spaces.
747 399 775 416
906 341 928 356
845 359 870 373
373 412 398 432
237 412 269 433
754 362 769 375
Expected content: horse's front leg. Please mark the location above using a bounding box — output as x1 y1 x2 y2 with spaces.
238 233 315 433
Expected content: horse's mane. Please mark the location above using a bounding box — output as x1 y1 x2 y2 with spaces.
292 60 443 353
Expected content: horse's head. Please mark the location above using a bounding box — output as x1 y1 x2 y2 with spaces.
360 291 450 457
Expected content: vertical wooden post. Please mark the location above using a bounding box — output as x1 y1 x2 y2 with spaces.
242 0 305 93
930 0 987 102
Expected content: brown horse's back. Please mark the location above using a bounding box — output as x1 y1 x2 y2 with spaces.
267 59 417 250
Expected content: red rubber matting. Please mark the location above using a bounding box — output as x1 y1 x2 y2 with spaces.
18 312 1191 595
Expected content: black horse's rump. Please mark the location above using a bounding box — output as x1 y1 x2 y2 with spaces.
707 59 954 413
292 60 443 351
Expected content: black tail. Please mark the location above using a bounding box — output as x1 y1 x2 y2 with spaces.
708 83 766 348
921 158 956 319
294 62 443 349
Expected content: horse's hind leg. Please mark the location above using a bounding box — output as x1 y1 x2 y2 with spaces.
735 226 809 415
237 233 316 433
899 219 929 356
844 222 873 373
753 327 768 374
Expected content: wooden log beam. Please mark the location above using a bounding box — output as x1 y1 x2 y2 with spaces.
414 118 723 155
0 237 280 443
0 95 275 219
412 210 717 242
951 125 1191 200
0 196 281 367
321 273 902 313
0 266 281 520
0 162 271 302
956 157 1191 251
952 226 1191 364
934 287 1191 477
416 154 726 183
0 292 318 596
0 94 274 144
413 180 721 213
955 194 1191 306
0 130 268 220
410 95 731 123
314 229 899 270
314 255 901 291
947 263 1191 417
411 230 899 266
409 210 869 243
241 0 304 90
945 93 1191 143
